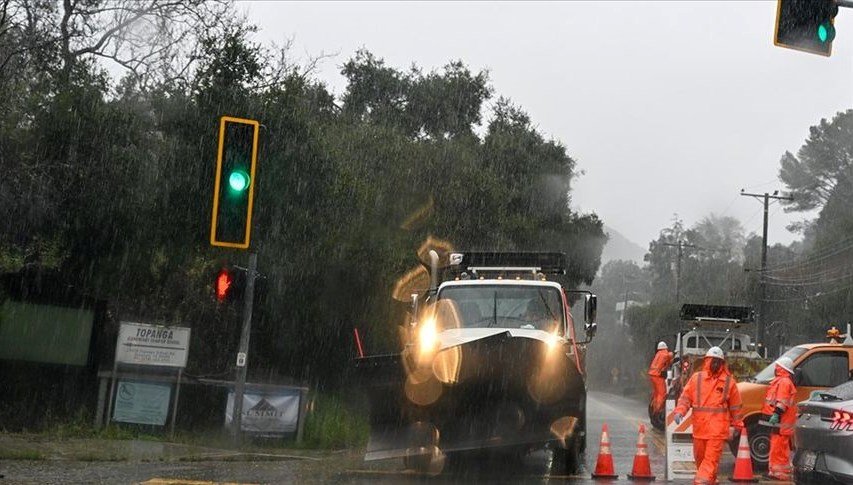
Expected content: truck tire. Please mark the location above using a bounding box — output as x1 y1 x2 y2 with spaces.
552 418 585 476
648 402 665 431
728 423 769 470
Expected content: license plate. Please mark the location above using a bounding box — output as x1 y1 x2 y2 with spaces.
798 450 817 471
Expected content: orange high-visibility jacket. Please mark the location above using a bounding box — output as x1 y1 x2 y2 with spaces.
761 366 797 436
648 349 673 377
674 358 744 440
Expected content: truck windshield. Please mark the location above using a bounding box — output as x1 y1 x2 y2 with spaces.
753 346 808 384
437 285 565 332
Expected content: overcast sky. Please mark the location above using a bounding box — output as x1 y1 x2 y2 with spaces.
240 1 853 248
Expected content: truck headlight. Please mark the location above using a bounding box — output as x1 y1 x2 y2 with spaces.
419 317 438 353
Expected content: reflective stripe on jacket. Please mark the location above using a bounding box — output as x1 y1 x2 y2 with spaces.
648 349 673 377
761 365 797 436
674 358 744 440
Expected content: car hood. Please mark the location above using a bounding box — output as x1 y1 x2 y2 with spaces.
437 327 558 350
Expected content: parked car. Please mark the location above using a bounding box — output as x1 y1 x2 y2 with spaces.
794 380 853 484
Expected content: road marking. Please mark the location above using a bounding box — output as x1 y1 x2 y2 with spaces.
138 480 258 485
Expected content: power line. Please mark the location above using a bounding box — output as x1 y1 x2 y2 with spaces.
763 237 853 273
761 281 853 302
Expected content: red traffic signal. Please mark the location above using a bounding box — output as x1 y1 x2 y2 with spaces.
215 268 233 302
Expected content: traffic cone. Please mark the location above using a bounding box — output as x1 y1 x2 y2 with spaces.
591 423 619 479
627 424 655 481
730 427 759 482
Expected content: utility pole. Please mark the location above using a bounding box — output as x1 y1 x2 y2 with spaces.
231 252 258 443
740 190 793 347
662 241 697 305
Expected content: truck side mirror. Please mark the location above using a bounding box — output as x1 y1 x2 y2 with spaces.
584 294 598 340
584 294 598 325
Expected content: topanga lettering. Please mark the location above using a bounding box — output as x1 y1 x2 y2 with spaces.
136 328 174 340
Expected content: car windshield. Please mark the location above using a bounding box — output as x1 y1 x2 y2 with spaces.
821 381 853 401
753 347 808 383
437 285 564 333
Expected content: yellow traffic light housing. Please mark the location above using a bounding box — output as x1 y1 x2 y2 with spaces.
210 116 259 249
774 0 839 57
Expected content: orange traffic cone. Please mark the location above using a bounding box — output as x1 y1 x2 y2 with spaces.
591 423 619 479
730 427 759 482
627 424 655 481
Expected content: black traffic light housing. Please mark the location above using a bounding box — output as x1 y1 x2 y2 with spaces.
774 0 839 57
210 116 259 249
213 266 246 303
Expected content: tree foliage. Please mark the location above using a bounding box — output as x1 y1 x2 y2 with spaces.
0 4 605 387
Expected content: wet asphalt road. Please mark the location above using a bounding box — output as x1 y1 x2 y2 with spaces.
0 391 746 484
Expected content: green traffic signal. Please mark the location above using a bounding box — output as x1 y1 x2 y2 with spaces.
818 22 836 43
228 170 250 192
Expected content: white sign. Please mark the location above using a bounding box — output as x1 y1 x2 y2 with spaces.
236 352 247 367
113 380 171 426
225 389 301 436
115 322 190 368
665 398 696 481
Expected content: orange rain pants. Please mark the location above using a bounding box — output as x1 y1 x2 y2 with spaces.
693 438 725 485
769 434 792 480
650 376 667 413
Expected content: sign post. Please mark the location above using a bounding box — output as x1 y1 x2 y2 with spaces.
231 252 258 443
108 322 190 427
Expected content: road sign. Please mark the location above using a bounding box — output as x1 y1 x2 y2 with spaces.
113 380 172 426
115 322 190 368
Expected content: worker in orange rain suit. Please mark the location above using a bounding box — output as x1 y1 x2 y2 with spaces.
762 356 797 481
673 346 744 485
648 341 673 414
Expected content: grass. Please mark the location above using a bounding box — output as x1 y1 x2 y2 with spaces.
0 448 46 460
300 392 369 450
22 391 369 453
74 452 128 462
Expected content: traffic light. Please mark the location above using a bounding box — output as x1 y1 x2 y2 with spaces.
210 116 259 249
215 267 233 302
774 0 839 57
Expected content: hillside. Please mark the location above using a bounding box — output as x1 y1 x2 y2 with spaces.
601 225 647 265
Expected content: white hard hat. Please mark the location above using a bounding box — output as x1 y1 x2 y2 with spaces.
705 346 725 360
657 341 668 350
776 356 795 375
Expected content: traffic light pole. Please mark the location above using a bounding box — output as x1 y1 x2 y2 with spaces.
231 251 258 443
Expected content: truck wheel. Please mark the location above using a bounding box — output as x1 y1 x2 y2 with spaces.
729 423 769 470
648 402 665 431
552 435 583 476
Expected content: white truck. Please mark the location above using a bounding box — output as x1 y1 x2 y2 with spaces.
356 251 598 474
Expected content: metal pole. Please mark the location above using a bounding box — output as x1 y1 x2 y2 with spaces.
740 190 793 349
170 368 183 437
675 243 683 305
759 193 770 346
106 350 120 425
231 252 258 443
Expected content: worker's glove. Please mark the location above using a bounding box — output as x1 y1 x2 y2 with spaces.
768 413 780 425
673 413 684 425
